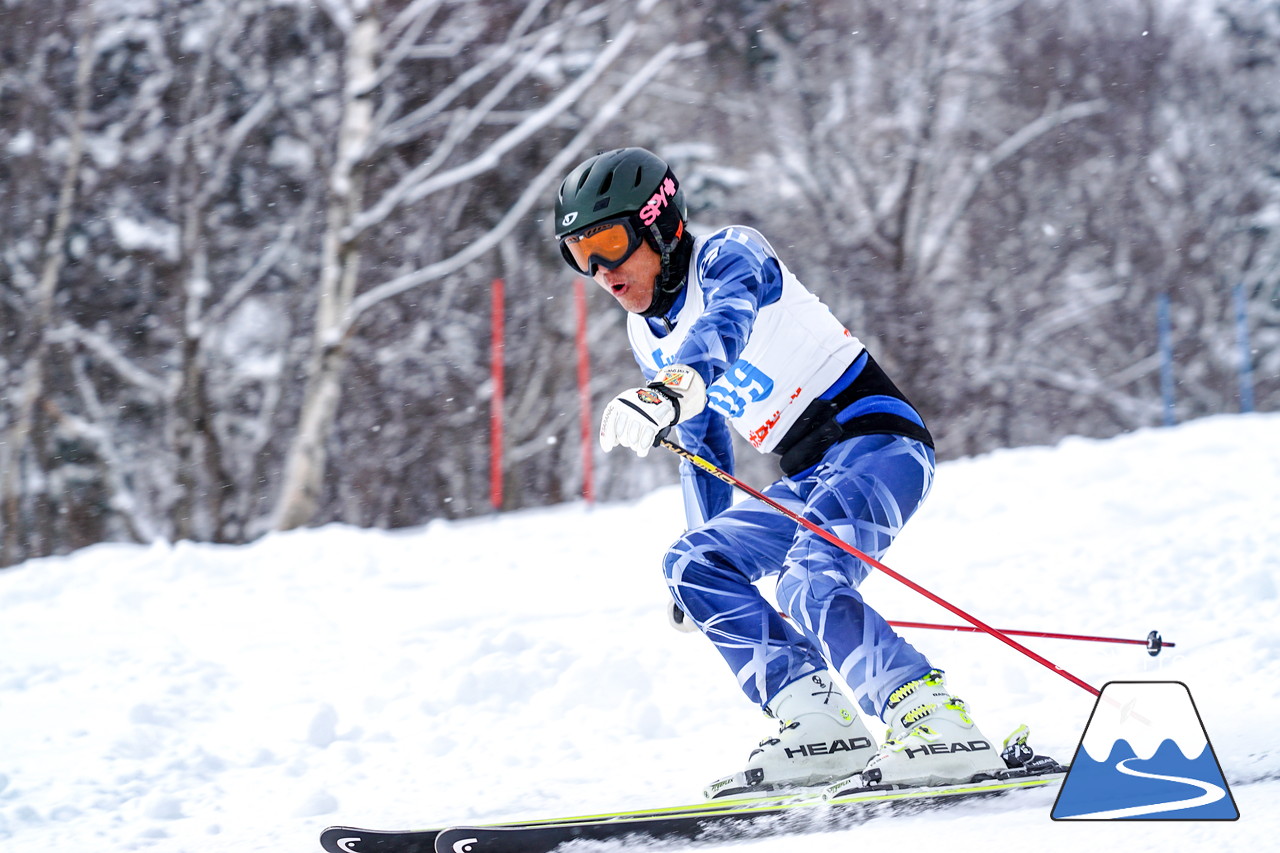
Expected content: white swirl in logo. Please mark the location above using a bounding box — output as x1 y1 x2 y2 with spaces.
452 838 479 853
336 838 361 853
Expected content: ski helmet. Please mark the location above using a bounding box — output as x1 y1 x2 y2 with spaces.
554 148 686 241
554 148 692 316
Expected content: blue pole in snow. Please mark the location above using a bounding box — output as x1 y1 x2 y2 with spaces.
1234 282 1255 414
1157 293 1176 426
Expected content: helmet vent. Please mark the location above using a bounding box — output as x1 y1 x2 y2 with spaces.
632 165 644 187
598 169 615 194
592 198 611 211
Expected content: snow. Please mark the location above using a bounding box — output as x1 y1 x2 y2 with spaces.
108 213 180 262
6 129 36 157
2 413 1279 852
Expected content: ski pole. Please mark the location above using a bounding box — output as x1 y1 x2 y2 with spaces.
658 437 1102 697
681 605 1172 654
887 622 1174 655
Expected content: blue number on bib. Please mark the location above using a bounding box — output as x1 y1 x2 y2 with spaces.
708 360 774 418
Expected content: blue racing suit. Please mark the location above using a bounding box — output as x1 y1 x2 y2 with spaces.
629 226 937 720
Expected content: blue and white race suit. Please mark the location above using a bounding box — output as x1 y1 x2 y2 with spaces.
629 226 936 720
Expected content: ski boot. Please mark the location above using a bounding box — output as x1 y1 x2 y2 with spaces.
857 669 1006 788
704 670 877 799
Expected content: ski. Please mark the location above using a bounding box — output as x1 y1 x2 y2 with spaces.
321 771 1064 853
319 789 820 853
435 773 1063 852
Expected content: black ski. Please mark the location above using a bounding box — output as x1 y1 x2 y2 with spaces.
319 791 814 853
438 773 1063 852
322 770 1065 853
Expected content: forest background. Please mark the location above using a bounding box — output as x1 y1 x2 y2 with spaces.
1 0 1277 567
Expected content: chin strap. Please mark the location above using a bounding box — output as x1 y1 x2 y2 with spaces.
642 222 691 319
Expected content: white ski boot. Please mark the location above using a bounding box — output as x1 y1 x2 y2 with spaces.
704 670 877 799
858 670 1005 787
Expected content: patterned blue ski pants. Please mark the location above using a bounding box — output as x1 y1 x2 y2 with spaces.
663 434 936 720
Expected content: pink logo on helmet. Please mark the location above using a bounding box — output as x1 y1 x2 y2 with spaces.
638 176 678 226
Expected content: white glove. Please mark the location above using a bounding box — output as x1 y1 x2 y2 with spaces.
599 364 707 457
599 386 674 456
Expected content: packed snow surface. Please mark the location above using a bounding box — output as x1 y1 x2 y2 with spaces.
2 414 1278 852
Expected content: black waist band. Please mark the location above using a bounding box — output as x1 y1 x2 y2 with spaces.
773 353 933 478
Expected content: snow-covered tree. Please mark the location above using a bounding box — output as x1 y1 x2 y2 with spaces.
1 0 1275 566
271 0 699 529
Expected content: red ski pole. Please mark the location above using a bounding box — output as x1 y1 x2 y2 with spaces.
659 438 1102 697
887 622 1173 655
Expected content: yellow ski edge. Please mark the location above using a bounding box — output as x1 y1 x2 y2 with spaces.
458 772 1066 831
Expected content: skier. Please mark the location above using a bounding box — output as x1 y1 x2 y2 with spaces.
553 147 1005 795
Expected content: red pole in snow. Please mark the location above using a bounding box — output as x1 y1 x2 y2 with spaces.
575 276 594 504
490 278 505 512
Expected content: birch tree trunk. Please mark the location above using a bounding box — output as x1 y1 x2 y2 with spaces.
272 9 377 531
0 7 93 565
271 0 686 530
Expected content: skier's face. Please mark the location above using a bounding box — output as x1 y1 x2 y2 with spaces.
594 239 660 314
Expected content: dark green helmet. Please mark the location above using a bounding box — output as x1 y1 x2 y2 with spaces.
554 147 687 242
553 148 692 317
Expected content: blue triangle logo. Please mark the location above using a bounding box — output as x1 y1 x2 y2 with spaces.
1052 681 1238 820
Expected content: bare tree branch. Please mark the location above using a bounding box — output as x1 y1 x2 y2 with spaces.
921 98 1109 277
343 40 706 334
47 324 170 400
345 0 661 241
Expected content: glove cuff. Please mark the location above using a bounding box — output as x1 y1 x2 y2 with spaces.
647 364 707 425
645 381 683 425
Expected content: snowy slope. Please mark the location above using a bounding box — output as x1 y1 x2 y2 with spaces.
1 413 1278 852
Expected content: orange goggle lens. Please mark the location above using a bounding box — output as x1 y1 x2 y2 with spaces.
561 220 642 274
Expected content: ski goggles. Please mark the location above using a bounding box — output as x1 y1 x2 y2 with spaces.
559 217 645 276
